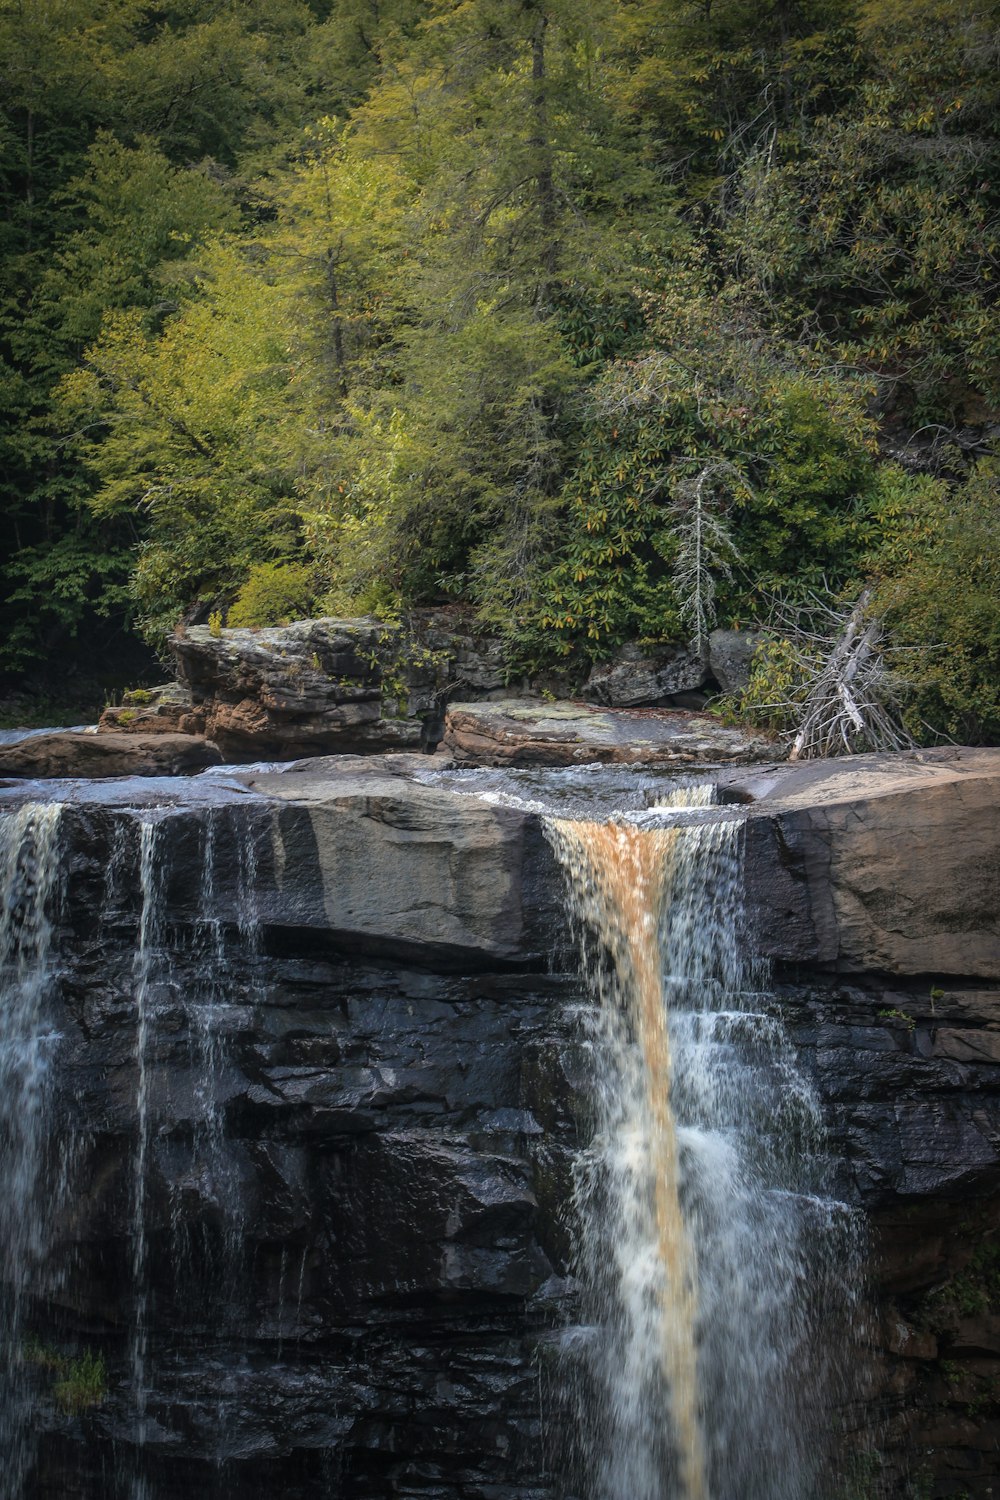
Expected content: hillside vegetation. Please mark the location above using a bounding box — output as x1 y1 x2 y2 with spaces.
2 0 998 740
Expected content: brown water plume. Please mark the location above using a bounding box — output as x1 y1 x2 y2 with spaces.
549 817 708 1500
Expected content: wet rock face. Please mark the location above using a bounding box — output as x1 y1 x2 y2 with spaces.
6 749 1000 1498
19 798 578 1499
243 766 560 965
783 976 1000 1497
47 952 578 1496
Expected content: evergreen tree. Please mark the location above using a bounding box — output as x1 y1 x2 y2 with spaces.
311 0 677 620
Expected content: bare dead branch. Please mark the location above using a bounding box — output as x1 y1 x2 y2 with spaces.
754 589 916 760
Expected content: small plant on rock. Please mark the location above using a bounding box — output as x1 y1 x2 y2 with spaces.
23 1341 108 1414
52 1351 107 1414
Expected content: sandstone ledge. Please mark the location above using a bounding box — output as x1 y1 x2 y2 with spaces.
165 613 509 760
442 698 776 767
0 729 223 779
736 747 1000 979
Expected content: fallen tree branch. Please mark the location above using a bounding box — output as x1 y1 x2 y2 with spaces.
749 589 916 760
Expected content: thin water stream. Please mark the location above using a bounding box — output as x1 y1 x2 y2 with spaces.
0 795 266 1496
0 804 65 1497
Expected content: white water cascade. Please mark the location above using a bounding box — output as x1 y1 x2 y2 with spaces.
0 804 66 1497
547 788 862 1500
125 806 262 1482
0 795 265 1497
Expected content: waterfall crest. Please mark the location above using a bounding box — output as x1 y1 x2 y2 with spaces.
547 790 860 1500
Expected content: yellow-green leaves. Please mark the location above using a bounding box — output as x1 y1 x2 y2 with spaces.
58 244 302 641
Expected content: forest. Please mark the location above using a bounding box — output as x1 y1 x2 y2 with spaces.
1 0 998 743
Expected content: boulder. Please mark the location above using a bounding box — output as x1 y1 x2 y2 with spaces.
118 613 771 765
707 628 762 693
443 698 776 767
167 611 509 761
733 748 1000 978
169 617 415 759
581 643 707 706
0 730 222 779
98 682 199 735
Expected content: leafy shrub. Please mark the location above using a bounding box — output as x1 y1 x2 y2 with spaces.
872 459 1000 743
530 287 882 660
227 562 316 629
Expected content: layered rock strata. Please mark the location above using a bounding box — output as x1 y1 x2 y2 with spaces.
89 617 763 764
442 698 776 767
0 729 223 779
167 613 510 760
2 746 997 1498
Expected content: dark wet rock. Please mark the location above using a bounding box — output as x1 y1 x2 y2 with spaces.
782 969 1000 1496
0 729 222 778
18 836 574 1498
443 698 776 767
6 746 1000 1496
707 628 762 694
580 643 707 706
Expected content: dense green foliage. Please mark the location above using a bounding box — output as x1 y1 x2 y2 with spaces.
1 0 998 737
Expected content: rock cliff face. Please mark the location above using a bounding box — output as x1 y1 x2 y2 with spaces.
117 615 763 763
3 748 998 1498
167 613 510 760
734 751 1000 1496
6 772 571 1500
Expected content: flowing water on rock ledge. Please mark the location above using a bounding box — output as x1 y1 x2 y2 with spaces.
130 816 161 1468
0 795 266 1497
546 788 862 1500
125 805 263 1488
0 804 65 1497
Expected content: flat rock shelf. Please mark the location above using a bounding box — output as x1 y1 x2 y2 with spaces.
442 698 776 767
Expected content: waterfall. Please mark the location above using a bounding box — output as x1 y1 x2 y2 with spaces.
130 817 161 1467
126 805 263 1478
0 804 65 1496
0 796 265 1494
547 789 860 1500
